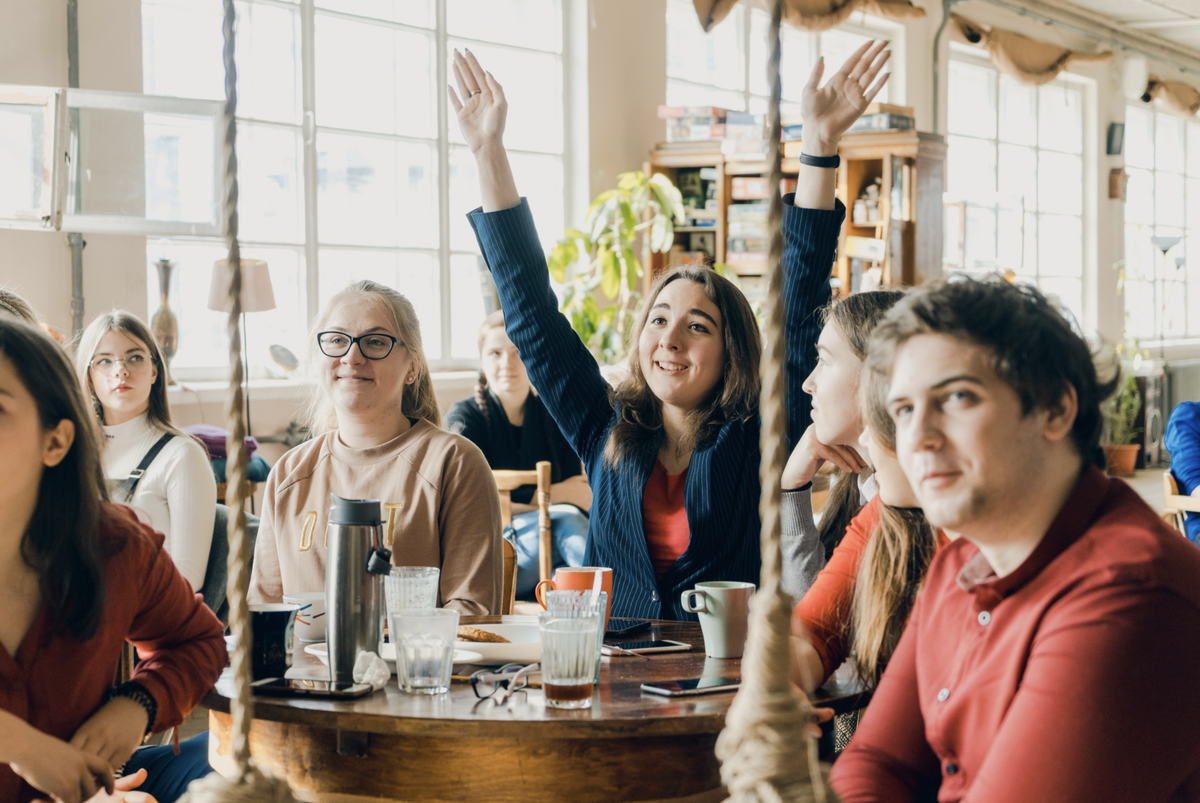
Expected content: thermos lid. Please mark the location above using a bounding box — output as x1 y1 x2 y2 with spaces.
329 494 382 526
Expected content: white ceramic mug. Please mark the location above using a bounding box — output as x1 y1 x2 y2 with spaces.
284 591 326 643
681 581 755 659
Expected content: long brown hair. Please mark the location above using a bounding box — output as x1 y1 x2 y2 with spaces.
306 280 441 434
74 311 184 437
2 317 119 640
604 265 760 466
0 288 37 324
815 291 905 559
848 366 939 686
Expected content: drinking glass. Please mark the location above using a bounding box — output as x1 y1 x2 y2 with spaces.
543 590 607 683
391 608 459 694
385 566 440 618
538 613 600 709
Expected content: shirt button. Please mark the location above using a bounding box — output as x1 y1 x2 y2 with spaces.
937 688 950 702
977 611 991 626
651 590 660 603
945 762 959 776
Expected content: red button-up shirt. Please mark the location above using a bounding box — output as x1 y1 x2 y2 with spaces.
1 505 227 803
832 466 1200 802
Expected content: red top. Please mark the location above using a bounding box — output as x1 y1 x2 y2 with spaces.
832 466 1200 803
643 460 691 577
1 504 227 803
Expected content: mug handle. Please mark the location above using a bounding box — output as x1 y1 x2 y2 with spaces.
534 579 556 609
681 589 707 613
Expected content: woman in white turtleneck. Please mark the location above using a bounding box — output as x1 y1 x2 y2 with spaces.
76 312 216 591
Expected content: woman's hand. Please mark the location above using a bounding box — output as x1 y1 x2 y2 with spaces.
800 40 891 157
69 697 149 770
7 726 115 803
87 769 159 803
782 424 865 490
448 49 507 156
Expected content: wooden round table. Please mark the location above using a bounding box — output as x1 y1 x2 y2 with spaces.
204 615 867 803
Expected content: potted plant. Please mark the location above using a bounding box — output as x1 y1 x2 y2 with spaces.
1104 373 1142 476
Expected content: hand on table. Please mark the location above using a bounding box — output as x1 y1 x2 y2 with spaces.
448 49 507 155
799 39 891 156
8 726 114 803
782 424 866 489
86 769 159 803
69 697 149 770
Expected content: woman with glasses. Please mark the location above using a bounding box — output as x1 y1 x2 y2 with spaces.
248 280 502 614
75 312 216 592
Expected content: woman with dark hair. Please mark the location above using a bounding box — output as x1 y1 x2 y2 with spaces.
0 317 225 803
451 42 890 618
76 311 217 592
447 311 591 599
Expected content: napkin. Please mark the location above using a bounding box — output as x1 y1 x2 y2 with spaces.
353 650 389 691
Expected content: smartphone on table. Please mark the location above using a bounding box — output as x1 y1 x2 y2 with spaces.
252 678 373 698
601 639 691 655
641 677 741 697
605 618 652 638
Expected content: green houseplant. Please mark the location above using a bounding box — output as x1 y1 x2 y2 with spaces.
1104 373 1142 475
546 171 684 365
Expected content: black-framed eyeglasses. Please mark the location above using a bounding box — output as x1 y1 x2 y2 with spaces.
470 662 539 705
317 331 402 360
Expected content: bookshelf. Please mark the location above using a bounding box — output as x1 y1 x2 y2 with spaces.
643 130 947 302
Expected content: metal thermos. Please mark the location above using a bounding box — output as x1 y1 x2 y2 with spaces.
325 494 392 687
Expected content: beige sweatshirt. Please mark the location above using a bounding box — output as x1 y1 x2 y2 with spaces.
248 419 502 615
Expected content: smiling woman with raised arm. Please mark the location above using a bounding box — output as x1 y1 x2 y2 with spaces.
451 44 889 619
248 280 502 614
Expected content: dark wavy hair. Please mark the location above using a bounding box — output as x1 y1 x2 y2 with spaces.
604 265 761 466
1 317 120 640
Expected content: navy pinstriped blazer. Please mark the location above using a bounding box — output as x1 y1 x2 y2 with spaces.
468 196 844 620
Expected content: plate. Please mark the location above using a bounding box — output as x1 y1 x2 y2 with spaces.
454 624 541 665
304 642 484 672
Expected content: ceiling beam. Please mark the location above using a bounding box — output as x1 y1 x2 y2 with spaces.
1127 19 1200 31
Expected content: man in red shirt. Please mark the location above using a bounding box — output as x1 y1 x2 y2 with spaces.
832 277 1200 802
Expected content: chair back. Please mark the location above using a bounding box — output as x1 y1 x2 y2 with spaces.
1163 469 1200 536
492 461 554 581
500 538 517 615
200 504 262 625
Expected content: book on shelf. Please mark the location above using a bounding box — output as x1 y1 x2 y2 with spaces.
727 236 769 253
656 140 725 153
667 245 712 267
658 105 730 119
731 176 798 200
668 121 725 142
781 113 915 146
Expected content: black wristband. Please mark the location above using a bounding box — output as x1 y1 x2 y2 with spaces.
799 152 840 169
103 680 157 736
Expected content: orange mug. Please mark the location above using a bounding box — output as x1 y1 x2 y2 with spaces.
535 567 613 630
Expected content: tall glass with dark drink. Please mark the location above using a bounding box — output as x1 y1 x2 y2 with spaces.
538 614 600 709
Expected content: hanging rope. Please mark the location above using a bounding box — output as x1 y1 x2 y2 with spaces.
715 0 831 800
180 3 293 800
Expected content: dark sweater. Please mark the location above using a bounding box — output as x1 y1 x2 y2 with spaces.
446 389 582 506
467 196 843 619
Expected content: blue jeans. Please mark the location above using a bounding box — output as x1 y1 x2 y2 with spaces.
509 504 589 599
122 731 213 803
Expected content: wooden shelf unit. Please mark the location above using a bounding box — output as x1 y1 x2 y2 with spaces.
644 130 946 296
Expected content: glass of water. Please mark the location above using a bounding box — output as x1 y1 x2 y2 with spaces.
391 608 459 694
538 613 600 709
543 590 607 683
385 566 440 618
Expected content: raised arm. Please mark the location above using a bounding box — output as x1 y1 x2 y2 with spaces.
451 50 614 465
783 41 890 447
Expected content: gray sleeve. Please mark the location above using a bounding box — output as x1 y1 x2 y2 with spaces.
780 486 825 604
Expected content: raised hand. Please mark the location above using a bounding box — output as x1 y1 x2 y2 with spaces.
800 40 891 157
448 49 507 156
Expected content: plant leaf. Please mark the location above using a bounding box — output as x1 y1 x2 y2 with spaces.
602 248 621 298
619 200 637 236
649 173 686 222
623 246 641 290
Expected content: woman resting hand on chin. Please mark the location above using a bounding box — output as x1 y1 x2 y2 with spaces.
450 42 889 619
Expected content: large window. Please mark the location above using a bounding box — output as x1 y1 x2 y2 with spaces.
142 0 567 376
1123 104 1200 342
943 57 1085 324
665 0 899 116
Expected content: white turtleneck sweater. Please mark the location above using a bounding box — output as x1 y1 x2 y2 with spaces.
102 414 217 591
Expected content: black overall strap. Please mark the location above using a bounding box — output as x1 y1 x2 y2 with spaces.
120 433 176 502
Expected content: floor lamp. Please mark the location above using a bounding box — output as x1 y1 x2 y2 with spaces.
208 257 275 452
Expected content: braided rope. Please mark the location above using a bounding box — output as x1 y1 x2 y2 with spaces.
715 1 831 800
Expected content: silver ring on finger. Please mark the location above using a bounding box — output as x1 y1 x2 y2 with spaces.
470 89 481 97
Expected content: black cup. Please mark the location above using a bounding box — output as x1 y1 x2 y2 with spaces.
250 603 299 680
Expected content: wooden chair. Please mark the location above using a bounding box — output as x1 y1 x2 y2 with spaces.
1163 470 1200 536
492 461 552 615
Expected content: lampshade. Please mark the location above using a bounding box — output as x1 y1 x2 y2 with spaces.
208 259 276 313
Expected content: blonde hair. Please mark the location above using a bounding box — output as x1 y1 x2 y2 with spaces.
305 280 441 434
0 289 37 325
74 310 184 437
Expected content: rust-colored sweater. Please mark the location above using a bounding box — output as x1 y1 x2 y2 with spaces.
249 419 502 614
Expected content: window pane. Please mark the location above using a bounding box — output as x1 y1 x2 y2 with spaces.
1038 84 1081 154
1124 278 1156 338
1038 277 1082 329
1188 123 1200 178
1156 114 1185 173
1188 233 1200 335
450 253 490 360
666 80 746 114
143 112 217 223
235 2 300 124
317 16 435 138
1038 151 1082 215
318 248 442 360
749 9 813 102
997 208 1024 271
315 0 433 26
998 74 1036 146
0 104 46 218
943 203 961 268
448 0 561 52
1125 168 1154 226
1037 214 1082 277
447 41 562 154
238 124 303 243
964 205 996 269
1164 279 1187 337
998 144 1036 211
1189 177 1200 231
1124 223 1154 282
318 133 438 248
666 0 744 92
1023 211 1038 276
947 61 995 139
1156 170 1185 229
449 146 563 253
821 29 887 103
748 95 802 117
946 136 996 200
1125 105 1154 170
